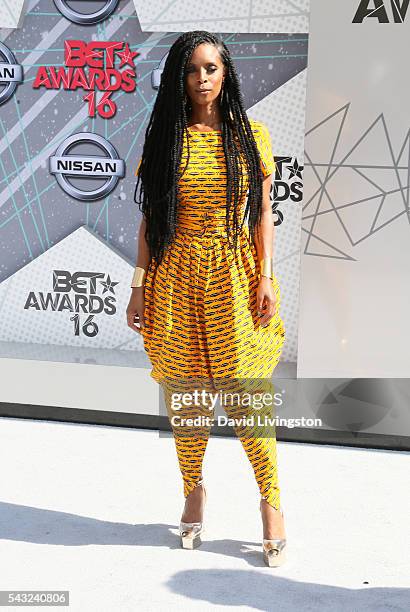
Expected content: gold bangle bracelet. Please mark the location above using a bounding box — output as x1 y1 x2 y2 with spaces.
260 257 274 279
131 266 146 288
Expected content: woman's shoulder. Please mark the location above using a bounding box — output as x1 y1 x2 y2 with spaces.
247 118 275 176
248 118 270 138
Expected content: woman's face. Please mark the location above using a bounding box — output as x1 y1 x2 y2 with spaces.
184 43 225 107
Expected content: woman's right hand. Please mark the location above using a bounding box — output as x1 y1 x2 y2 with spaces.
126 287 146 335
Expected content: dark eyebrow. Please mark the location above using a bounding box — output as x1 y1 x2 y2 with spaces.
186 62 218 68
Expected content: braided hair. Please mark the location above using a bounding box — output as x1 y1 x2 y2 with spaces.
134 30 265 267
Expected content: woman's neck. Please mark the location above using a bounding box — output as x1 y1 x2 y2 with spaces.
187 110 222 130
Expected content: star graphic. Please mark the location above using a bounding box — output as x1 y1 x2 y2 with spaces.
99 274 119 294
286 159 304 179
117 43 138 68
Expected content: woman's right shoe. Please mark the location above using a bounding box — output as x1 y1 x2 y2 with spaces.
179 478 207 549
260 499 287 567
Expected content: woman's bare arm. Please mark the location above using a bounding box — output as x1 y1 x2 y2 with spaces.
252 173 278 327
126 216 151 333
134 216 151 271
252 173 275 270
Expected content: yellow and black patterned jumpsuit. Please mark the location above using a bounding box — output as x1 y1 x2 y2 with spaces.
137 118 286 509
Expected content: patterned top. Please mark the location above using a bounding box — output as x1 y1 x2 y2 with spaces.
179 119 274 232
135 119 275 210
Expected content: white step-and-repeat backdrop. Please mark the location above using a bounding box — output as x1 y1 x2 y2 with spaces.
1 1 408 443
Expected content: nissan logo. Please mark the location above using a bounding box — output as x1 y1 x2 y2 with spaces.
0 42 23 106
49 132 125 201
53 0 120 25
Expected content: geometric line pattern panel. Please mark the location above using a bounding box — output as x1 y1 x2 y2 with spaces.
303 103 410 260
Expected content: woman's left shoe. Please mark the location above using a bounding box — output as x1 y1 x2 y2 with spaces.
179 520 204 549
179 478 207 549
260 499 287 567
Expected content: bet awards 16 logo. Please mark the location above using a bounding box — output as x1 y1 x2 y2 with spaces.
24 270 118 338
353 0 410 22
33 40 138 118
271 156 303 226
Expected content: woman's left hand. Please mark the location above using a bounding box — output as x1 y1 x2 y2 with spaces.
256 276 277 328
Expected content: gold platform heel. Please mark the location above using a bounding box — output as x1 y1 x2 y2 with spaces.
260 499 287 567
179 478 207 549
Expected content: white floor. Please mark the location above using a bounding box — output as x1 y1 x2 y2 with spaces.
0 417 409 611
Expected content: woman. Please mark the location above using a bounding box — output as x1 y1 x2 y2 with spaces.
127 30 287 567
